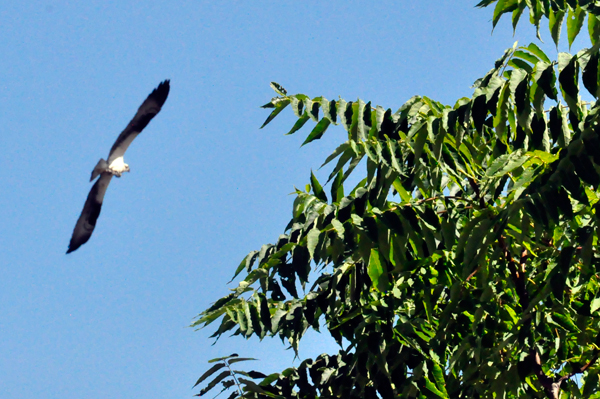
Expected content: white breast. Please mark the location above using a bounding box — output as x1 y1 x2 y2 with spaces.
109 157 128 173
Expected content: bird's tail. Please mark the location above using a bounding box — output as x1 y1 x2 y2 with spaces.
90 158 108 182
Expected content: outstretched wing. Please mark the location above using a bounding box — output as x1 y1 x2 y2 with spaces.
107 80 170 164
67 172 113 253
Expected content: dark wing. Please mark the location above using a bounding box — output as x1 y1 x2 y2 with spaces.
66 172 113 253
107 80 170 164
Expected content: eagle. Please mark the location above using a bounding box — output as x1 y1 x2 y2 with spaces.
67 80 170 254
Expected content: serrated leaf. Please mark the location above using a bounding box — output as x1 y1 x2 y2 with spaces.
290 96 304 117
320 142 350 168
486 150 528 177
286 113 310 135
368 248 389 292
514 50 540 65
509 58 534 73
197 370 231 395
307 228 321 260
331 169 344 203
424 374 449 398
270 82 287 96
193 363 226 388
511 1 526 32
260 99 290 129
566 6 585 49
392 178 412 202
237 378 269 395
431 362 449 398
535 61 558 101
321 98 337 124
305 98 320 122
590 15 600 46
357 99 370 141
582 51 599 98
310 171 327 202
526 43 552 64
558 52 579 111
493 81 511 140
591 297 600 314
230 251 259 282
492 0 519 29
549 9 566 48
340 100 353 132
302 118 331 146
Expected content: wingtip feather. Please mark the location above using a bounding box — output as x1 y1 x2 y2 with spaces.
151 80 170 107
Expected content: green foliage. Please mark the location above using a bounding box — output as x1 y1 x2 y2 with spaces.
193 354 268 398
477 0 600 47
193 4 600 399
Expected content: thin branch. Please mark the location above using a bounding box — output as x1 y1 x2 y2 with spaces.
557 352 600 384
224 359 244 397
468 178 486 209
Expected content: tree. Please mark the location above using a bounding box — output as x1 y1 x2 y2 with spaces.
193 2 600 398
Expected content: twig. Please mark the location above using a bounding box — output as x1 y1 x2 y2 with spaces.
224 359 244 397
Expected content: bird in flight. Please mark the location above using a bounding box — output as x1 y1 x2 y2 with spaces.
67 80 170 254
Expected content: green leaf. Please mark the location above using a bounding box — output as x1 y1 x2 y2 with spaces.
508 59 533 73
357 99 370 141
196 370 231 395
270 82 288 96
320 142 350 168
260 99 290 129
368 248 389 292
591 297 600 314
549 9 566 48
286 113 310 135
493 81 511 140
424 374 449 398
558 52 579 111
193 363 226 388
230 250 259 282
566 6 585 48
331 169 344 203
486 150 528 177
514 49 540 65
323 98 337 123
307 228 321 260
310 171 327 202
511 1 526 32
534 61 558 101
431 362 449 398
331 219 345 239
301 118 331 146
340 100 353 132
237 378 270 395
227 357 258 364
305 98 320 122
582 50 599 98
392 178 412 202
290 96 304 117
590 15 600 46
525 43 552 64
492 0 519 29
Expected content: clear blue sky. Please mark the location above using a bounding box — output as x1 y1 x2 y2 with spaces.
0 1 589 398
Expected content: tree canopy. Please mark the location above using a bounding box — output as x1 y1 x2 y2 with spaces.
194 2 600 398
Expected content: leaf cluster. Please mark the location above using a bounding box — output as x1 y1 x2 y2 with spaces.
477 0 600 47
194 6 600 399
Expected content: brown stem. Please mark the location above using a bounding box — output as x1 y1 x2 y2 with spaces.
468 178 486 209
557 352 600 385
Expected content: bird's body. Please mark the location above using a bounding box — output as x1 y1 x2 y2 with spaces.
67 80 170 254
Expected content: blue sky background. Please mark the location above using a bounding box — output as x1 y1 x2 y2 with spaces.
0 1 591 398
